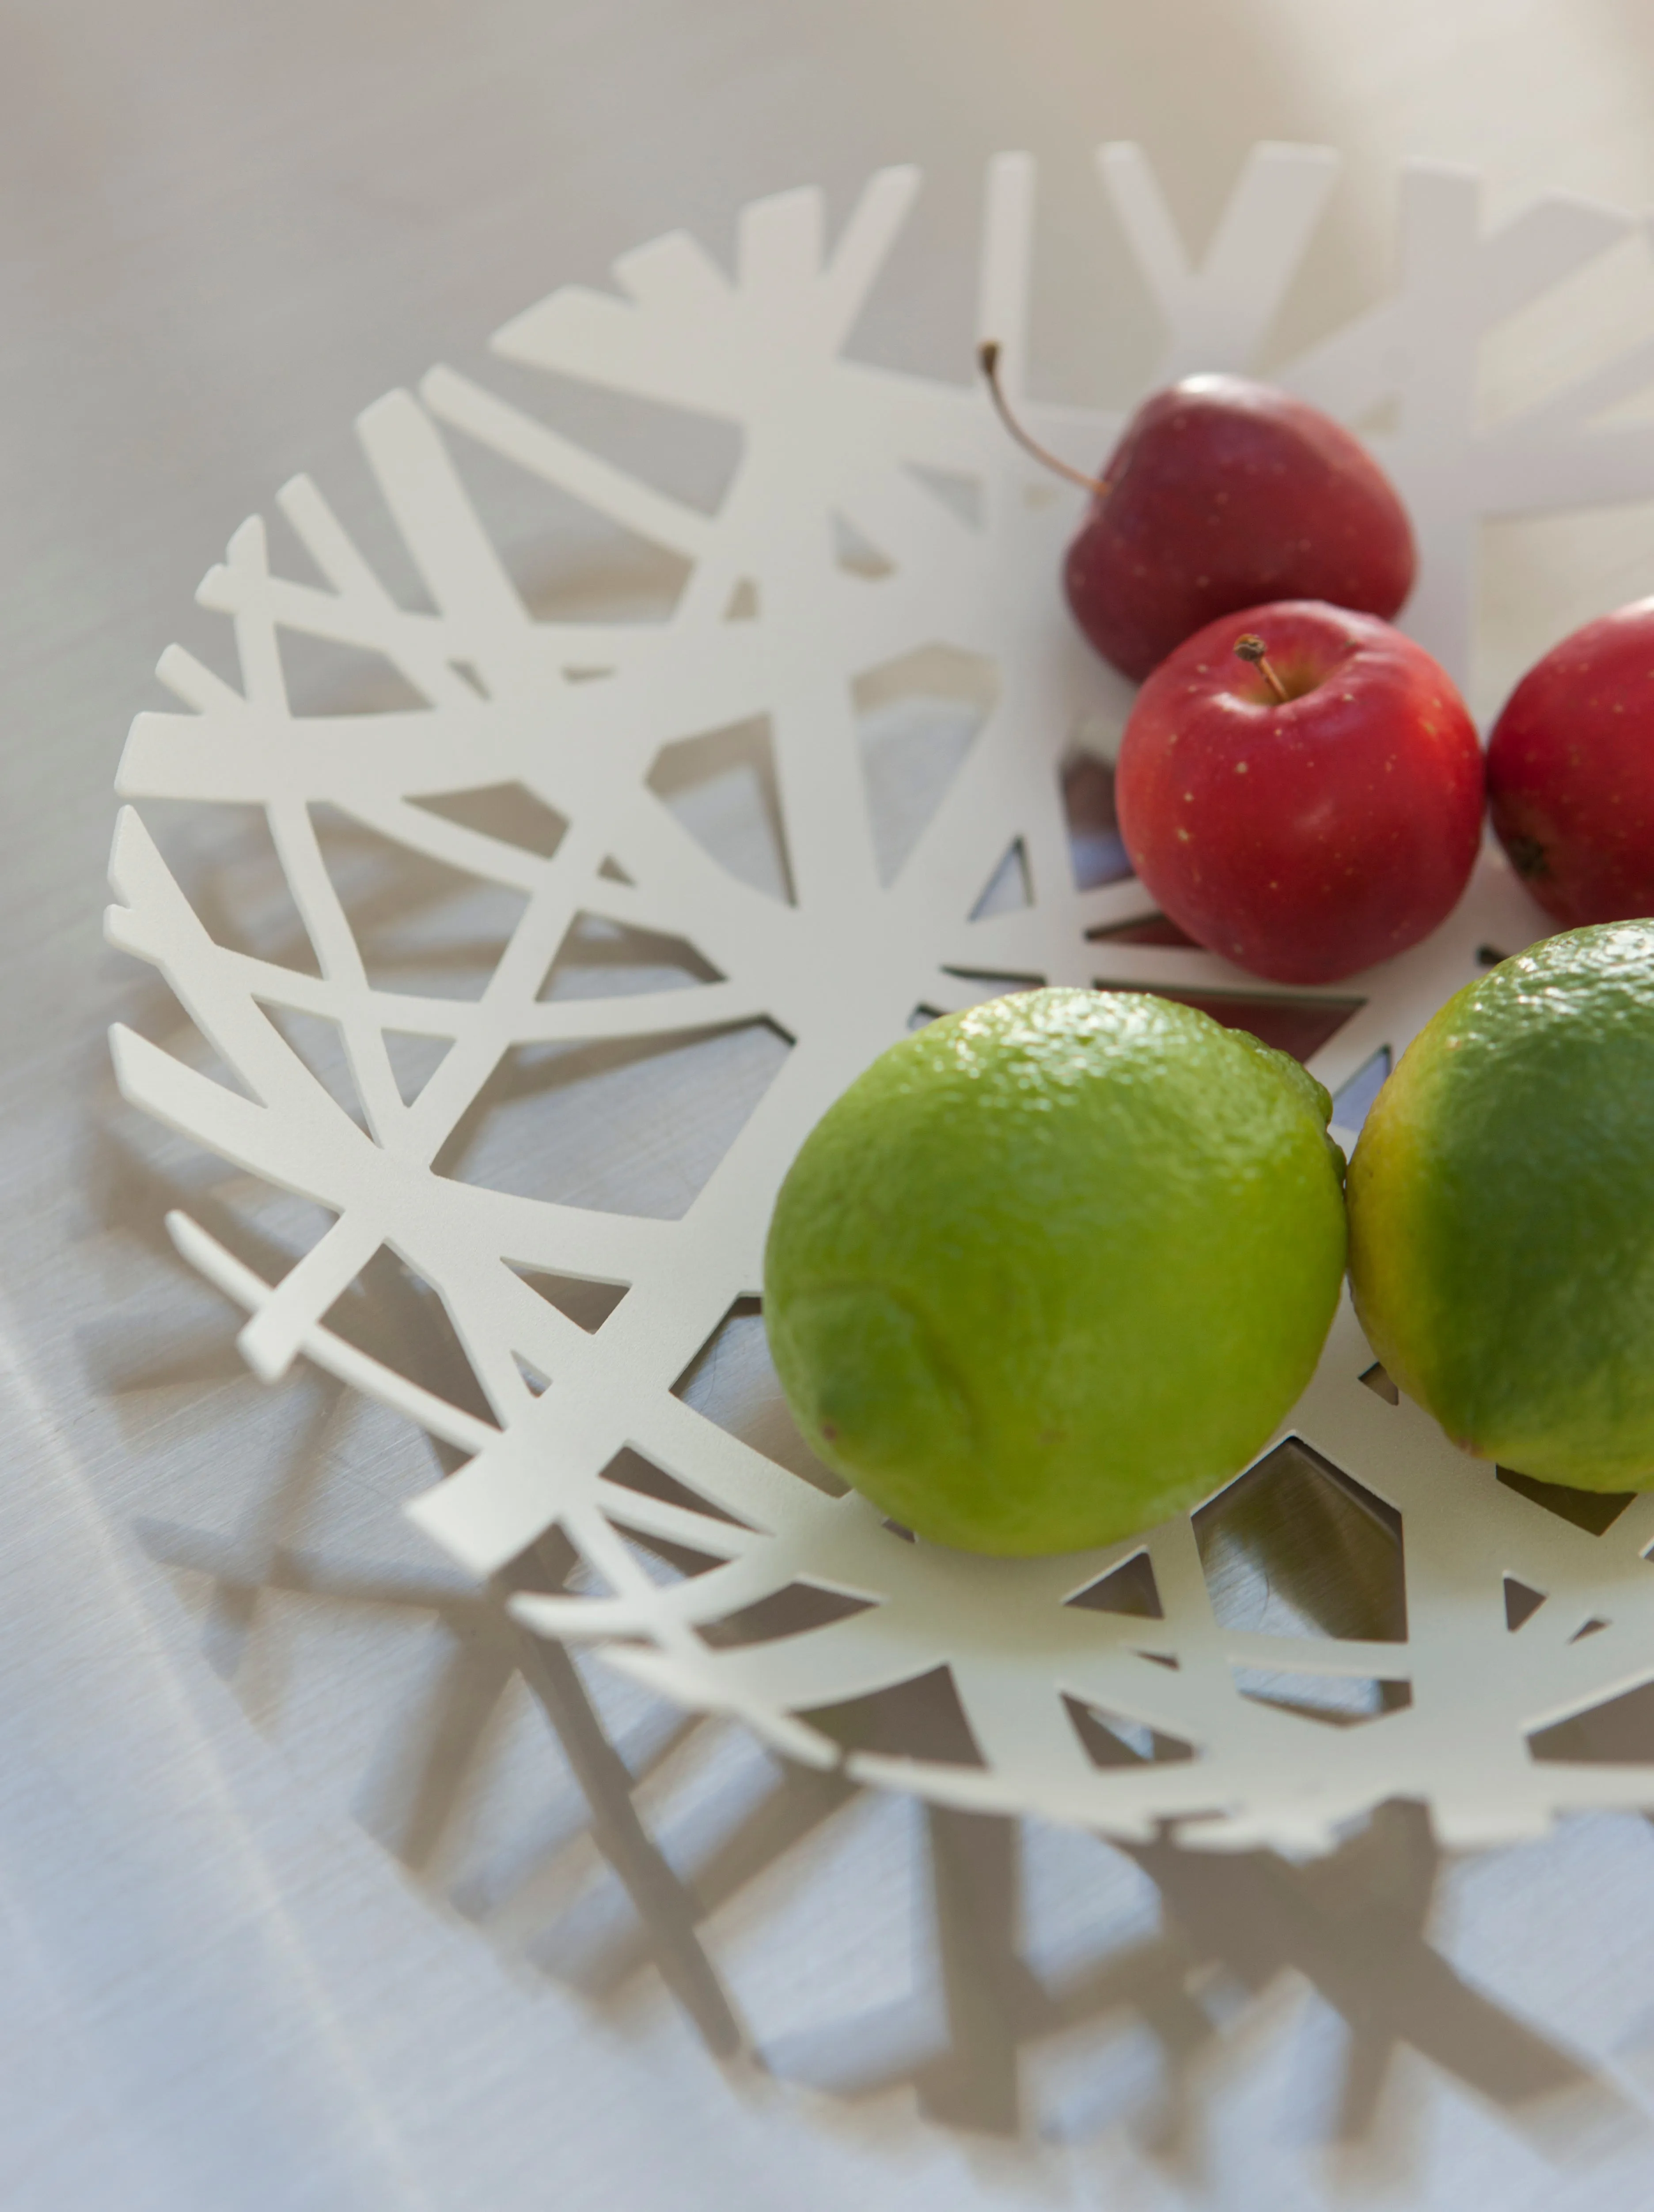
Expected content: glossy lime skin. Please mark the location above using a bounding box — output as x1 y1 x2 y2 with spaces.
1348 923 1654 1489
763 988 1347 1554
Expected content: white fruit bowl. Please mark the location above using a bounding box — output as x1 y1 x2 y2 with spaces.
109 143 1654 1854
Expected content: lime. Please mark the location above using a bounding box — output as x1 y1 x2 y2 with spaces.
763 987 1347 1554
1347 922 1654 1489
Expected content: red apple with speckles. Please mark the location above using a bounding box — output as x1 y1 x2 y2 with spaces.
981 351 1417 683
1487 600 1654 927
1115 600 1484 986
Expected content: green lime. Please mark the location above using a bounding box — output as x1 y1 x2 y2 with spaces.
1348 921 1654 1489
763 987 1347 1554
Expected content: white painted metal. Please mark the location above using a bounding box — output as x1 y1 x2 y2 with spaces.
109 144 1654 1852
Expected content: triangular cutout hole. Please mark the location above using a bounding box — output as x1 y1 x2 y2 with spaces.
597 1447 752 1531
1063 1694 1195 1768
1089 911 1198 946
438 417 691 623
854 642 999 887
937 965 1043 998
800 1665 984 1766
258 1004 370 1129
698 1583 876 1649
832 510 895 579
538 909 723 1001
276 629 429 715
514 1352 551 1397
1066 1549 1163 1619
1232 1667 1411 1727
1505 1576 1547 1631
903 462 984 530
507 1263 629 1333
1529 1675 1654 1762
382 1028 454 1107
1359 1360 1400 1405
1496 1466 1635 1535
646 713 795 904
969 837 1032 920
409 782 568 860
614 1526 725 1584
309 800 528 1003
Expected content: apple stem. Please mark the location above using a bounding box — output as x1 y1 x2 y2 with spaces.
1234 633 1290 703
977 342 1110 497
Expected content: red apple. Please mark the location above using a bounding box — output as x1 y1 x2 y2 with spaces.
1114 601 1484 986
979 351 1416 683
1486 600 1654 927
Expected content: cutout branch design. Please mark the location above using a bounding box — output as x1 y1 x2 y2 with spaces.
108 144 1654 1851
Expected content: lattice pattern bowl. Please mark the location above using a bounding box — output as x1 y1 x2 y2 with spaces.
109 143 1654 1853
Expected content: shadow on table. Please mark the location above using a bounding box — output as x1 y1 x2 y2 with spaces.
92 1155 1638 2189
125 1484 1638 2180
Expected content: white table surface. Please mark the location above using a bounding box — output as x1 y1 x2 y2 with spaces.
14 3 1654 2205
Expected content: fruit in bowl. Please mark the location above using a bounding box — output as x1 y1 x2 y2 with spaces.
1487 599 1654 928
1348 924 1654 1492
1114 600 1485 986
763 987 1347 1555
979 350 1416 680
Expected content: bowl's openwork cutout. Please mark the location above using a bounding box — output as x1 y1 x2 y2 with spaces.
109 144 1654 1852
